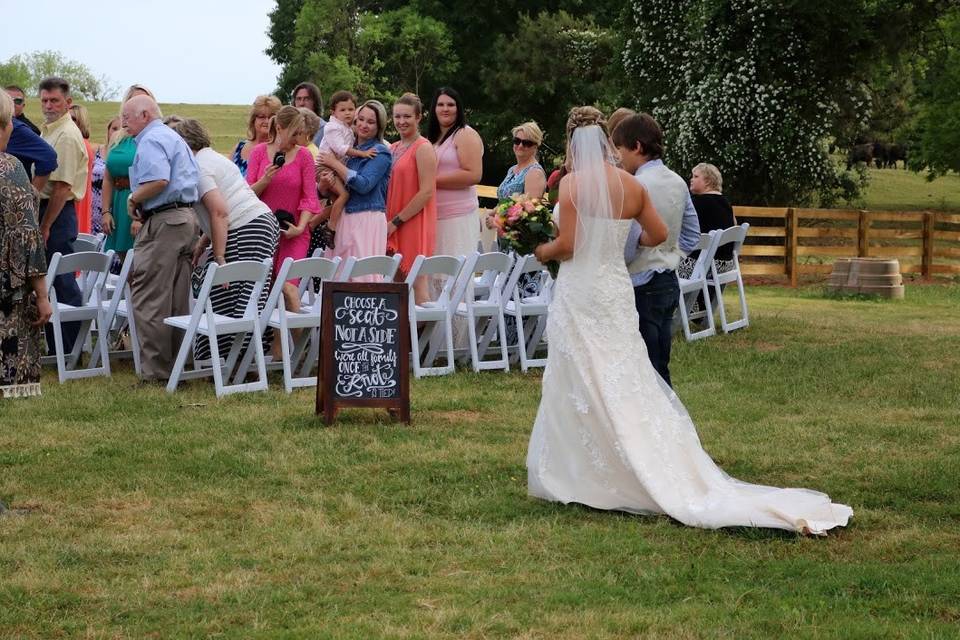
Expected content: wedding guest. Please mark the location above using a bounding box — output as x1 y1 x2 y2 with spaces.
607 107 636 139
123 94 199 382
297 108 322 159
428 87 483 262
6 112 57 192
386 92 437 303
614 112 700 387
233 95 281 177
5 85 41 135
246 105 319 321
69 104 94 235
0 90 53 398
90 117 121 234
103 85 156 258
318 100 392 283
38 76 87 355
292 82 326 146
165 116 280 361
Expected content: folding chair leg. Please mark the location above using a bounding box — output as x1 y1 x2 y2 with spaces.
165 326 195 393
52 310 67 384
409 317 422 379
127 310 142 376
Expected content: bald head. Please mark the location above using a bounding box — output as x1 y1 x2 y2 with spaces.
122 95 161 136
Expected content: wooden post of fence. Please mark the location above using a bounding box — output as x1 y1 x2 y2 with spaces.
922 211 935 280
858 211 870 257
785 208 798 287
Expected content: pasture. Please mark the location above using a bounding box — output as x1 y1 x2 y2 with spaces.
22 101 960 213
2 283 959 638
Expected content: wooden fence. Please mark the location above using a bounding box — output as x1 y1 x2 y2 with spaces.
734 207 960 285
477 185 960 286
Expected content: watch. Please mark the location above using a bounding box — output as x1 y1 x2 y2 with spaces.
391 215 404 227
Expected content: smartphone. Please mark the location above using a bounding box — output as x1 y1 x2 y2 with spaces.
273 151 286 168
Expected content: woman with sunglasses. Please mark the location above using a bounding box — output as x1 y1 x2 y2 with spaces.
496 121 546 201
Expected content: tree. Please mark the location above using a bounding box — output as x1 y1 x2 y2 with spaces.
0 50 119 101
621 0 953 205
908 8 960 177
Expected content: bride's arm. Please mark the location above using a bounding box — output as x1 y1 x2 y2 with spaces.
534 176 576 263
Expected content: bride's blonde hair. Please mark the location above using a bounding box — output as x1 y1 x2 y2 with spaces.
566 106 608 141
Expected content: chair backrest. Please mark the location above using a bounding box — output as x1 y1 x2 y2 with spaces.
73 237 101 253
103 248 135 312
407 255 465 307
716 223 750 256
194 259 272 323
454 251 514 306
687 230 721 281
502 254 549 303
49 250 115 304
339 254 402 281
292 256 341 306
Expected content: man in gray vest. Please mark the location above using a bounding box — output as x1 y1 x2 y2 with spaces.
614 113 700 387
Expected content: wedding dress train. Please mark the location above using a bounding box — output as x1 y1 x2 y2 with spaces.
526 217 852 534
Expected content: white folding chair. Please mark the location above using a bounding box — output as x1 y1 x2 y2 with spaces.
707 223 750 333
89 249 141 374
164 259 272 397
405 254 465 378
239 255 341 392
453 251 514 372
676 230 721 342
503 254 554 372
337 254 402 282
46 250 114 383
74 233 104 253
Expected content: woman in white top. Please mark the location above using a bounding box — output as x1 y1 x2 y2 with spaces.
165 116 280 361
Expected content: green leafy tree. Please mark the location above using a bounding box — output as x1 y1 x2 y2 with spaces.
622 0 953 205
908 8 960 176
0 50 118 100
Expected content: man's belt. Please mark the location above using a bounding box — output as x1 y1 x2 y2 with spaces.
113 177 130 189
142 200 195 218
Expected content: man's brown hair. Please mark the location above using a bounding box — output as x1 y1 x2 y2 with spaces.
611 112 663 159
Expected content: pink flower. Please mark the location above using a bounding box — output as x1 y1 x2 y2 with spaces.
523 200 537 213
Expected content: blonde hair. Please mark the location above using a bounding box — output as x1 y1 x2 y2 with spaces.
0 90 13 130
69 104 90 139
394 92 423 117
693 162 723 192
357 100 388 143
247 94 282 141
298 107 321 139
511 121 543 146
105 117 120 146
565 106 607 141
268 105 304 143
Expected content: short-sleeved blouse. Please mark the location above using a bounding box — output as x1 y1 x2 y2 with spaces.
497 162 544 200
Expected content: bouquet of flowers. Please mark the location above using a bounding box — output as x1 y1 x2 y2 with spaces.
491 194 559 278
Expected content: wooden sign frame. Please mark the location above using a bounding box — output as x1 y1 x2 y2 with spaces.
316 281 410 425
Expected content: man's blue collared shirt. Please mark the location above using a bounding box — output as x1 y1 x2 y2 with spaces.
8 119 58 178
344 139 392 214
131 119 199 209
624 159 701 287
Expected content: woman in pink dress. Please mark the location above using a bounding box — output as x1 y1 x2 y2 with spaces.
247 105 319 314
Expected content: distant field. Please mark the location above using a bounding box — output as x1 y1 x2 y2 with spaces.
22 101 960 212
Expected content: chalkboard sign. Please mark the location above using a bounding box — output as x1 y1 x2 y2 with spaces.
316 281 410 424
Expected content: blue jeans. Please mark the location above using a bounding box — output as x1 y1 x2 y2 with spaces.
633 270 680 387
40 199 82 355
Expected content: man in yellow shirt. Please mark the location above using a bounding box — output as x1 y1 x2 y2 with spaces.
39 76 88 354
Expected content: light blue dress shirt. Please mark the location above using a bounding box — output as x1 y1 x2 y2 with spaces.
131 119 199 210
623 159 701 287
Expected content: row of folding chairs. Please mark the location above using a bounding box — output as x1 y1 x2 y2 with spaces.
675 223 751 342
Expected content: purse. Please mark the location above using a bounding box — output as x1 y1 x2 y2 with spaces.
274 209 296 229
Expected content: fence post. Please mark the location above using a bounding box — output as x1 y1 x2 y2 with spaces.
922 211 935 280
858 211 871 257
785 208 798 287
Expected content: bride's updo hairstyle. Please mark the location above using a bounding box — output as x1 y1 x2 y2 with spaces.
565 106 608 141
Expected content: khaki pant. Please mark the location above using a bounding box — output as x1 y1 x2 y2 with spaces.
129 207 198 380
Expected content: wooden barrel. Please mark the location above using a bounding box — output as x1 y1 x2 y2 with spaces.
826 258 904 299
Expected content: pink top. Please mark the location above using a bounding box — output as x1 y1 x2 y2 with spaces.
317 117 354 158
434 126 479 219
246 143 320 282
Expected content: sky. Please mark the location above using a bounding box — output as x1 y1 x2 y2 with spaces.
1 0 283 104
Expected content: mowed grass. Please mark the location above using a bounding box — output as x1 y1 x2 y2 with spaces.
23 101 960 212
2 284 959 638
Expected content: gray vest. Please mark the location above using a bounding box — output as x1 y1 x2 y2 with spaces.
627 162 689 274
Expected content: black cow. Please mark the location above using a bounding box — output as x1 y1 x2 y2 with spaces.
886 143 908 169
846 143 874 170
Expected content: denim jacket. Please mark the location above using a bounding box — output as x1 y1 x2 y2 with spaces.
344 139 392 214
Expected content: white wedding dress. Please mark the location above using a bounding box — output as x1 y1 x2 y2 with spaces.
526 214 853 534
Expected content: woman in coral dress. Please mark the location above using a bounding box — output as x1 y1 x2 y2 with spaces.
386 93 437 304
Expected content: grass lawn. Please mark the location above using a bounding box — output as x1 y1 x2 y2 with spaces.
2 283 959 638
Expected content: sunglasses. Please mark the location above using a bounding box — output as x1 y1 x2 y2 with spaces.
512 137 536 148
12 97 25 105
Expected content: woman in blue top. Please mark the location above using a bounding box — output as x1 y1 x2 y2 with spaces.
318 100 393 282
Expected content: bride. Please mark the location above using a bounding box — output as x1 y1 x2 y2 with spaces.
528 107 852 534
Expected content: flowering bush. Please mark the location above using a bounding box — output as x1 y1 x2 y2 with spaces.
492 194 559 278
